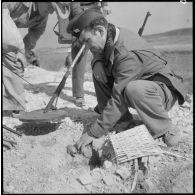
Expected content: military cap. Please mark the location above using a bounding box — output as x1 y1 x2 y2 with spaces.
67 8 104 37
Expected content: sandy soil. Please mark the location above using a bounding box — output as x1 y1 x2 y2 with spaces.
3 65 193 193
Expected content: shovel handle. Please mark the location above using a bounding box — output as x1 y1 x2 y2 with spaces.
43 44 86 113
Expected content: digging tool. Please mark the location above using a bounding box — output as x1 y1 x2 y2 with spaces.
3 138 17 146
3 59 36 89
18 44 86 124
3 53 40 93
138 11 151 36
43 43 85 113
3 125 22 136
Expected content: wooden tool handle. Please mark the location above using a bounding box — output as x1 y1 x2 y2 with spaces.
43 44 86 113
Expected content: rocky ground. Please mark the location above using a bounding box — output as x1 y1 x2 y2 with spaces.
3 65 193 193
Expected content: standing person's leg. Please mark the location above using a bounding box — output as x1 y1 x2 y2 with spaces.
124 80 181 146
3 54 26 115
71 41 89 106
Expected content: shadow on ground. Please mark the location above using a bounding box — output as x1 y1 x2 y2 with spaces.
24 83 96 102
15 106 98 136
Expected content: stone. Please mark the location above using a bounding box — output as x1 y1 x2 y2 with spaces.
77 172 93 185
5 184 15 193
145 178 155 192
67 144 77 157
172 169 193 193
115 167 130 180
148 155 161 167
102 174 115 186
91 168 104 181
84 184 93 192
82 146 93 159
92 138 105 151
103 160 112 169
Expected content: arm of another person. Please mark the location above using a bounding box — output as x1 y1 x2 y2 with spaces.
90 47 144 138
23 16 48 51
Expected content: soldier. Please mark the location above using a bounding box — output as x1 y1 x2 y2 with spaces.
67 9 187 152
2 2 69 117
65 2 111 107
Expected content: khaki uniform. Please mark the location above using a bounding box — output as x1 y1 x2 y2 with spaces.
2 2 48 111
90 27 187 139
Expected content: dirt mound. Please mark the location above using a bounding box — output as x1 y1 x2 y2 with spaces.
3 66 193 193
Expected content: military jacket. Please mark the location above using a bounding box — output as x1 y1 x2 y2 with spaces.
90 27 187 138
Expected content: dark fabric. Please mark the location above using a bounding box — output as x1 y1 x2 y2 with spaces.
148 74 173 89
92 74 113 113
104 23 116 63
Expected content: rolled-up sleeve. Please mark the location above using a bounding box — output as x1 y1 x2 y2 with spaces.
90 48 144 138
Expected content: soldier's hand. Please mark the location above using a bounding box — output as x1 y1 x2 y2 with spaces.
93 61 108 84
76 131 96 154
25 49 40 67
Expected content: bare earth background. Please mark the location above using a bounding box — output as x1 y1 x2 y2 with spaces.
3 28 193 193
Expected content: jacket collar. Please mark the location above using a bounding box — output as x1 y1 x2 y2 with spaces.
110 26 120 64
104 24 120 65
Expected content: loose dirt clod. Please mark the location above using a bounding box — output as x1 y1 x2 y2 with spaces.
77 172 93 185
103 160 113 169
67 144 78 157
82 145 93 159
115 167 130 180
102 175 115 186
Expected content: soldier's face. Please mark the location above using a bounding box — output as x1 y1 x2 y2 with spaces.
79 27 107 54
37 2 54 17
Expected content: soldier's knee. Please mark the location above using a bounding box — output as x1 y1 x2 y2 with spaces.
124 80 146 100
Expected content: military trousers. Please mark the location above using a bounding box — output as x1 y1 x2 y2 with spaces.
93 77 178 138
3 53 25 111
